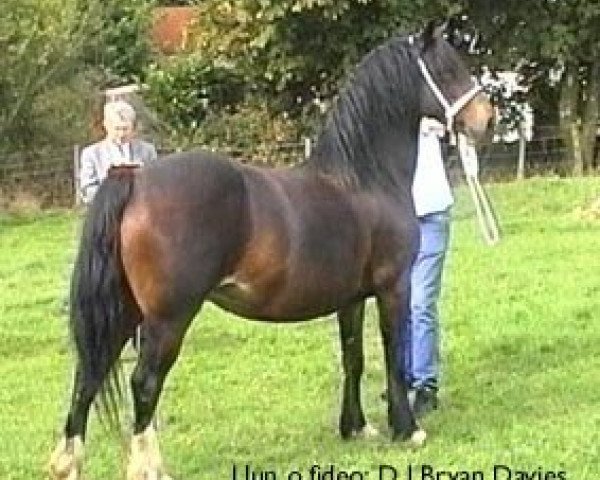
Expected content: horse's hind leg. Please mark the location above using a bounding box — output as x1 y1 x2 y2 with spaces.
49 336 130 480
127 316 191 480
48 366 87 480
337 301 378 439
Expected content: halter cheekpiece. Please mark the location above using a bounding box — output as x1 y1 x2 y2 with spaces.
409 35 482 131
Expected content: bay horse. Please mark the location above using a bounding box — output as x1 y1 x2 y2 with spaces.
49 23 493 480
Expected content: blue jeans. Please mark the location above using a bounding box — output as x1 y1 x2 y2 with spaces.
400 209 451 391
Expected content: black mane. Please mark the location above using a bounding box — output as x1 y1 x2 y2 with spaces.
307 35 423 191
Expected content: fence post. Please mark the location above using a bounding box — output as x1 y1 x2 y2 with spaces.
73 144 81 206
304 137 312 159
516 122 526 180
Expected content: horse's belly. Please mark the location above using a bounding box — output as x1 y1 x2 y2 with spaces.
209 272 365 322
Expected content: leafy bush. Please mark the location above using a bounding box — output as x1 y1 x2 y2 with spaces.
0 0 155 153
176 98 303 165
85 0 155 86
146 68 303 165
143 55 245 140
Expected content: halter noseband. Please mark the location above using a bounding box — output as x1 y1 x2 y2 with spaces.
409 36 482 131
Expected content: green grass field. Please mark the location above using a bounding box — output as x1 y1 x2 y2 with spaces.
1 177 599 480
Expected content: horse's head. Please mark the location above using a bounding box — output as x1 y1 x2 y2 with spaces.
416 22 494 142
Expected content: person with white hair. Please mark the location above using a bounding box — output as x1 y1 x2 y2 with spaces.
79 99 158 204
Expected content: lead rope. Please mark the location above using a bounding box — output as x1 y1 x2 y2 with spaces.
457 134 501 245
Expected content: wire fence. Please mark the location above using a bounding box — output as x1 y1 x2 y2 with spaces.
0 126 598 209
0 146 76 208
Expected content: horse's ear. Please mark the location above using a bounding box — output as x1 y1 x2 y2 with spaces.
422 20 447 50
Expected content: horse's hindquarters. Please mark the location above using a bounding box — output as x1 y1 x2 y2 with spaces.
121 154 250 319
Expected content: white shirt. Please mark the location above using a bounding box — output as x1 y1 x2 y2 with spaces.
412 118 453 217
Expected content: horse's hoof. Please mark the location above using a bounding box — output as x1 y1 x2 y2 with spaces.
48 437 83 480
356 424 380 438
408 428 427 448
127 467 159 480
48 460 80 480
127 465 173 480
127 468 158 480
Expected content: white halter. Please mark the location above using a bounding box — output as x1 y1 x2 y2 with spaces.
409 36 482 131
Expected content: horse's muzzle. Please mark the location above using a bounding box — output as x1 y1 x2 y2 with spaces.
455 92 495 143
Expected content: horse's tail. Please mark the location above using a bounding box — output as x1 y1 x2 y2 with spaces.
70 166 138 429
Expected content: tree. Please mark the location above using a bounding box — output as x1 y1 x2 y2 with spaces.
146 0 461 152
0 0 155 152
195 0 461 118
82 0 155 86
0 0 95 150
466 0 600 174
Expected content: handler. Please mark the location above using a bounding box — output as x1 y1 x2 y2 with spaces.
401 117 456 418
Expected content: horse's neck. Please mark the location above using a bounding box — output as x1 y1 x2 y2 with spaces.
309 124 419 193
377 128 419 186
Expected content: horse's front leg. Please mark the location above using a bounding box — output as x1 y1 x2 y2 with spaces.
376 284 426 447
127 318 189 480
337 301 378 439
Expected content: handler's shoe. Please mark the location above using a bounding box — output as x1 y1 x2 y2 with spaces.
412 387 438 418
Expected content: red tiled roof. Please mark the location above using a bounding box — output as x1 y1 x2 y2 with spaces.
151 6 199 54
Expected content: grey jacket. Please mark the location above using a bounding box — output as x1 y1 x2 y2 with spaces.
79 138 157 204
